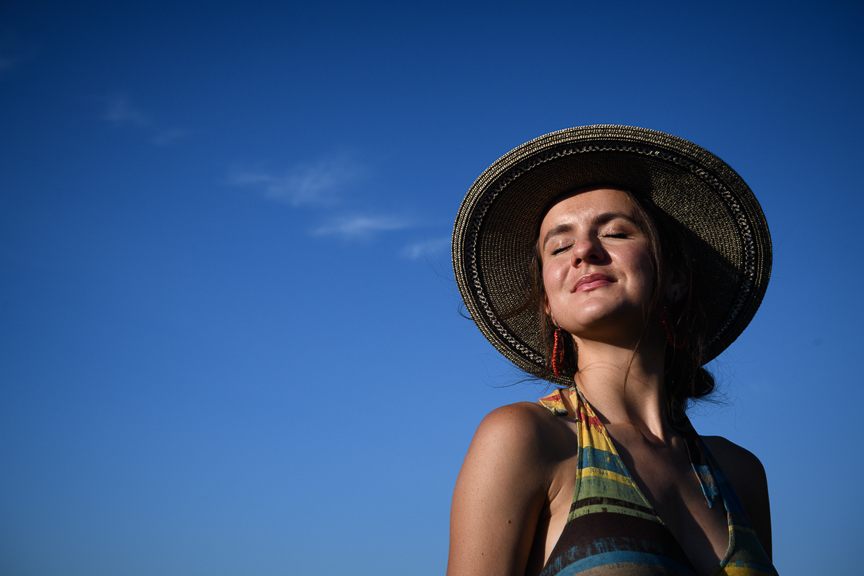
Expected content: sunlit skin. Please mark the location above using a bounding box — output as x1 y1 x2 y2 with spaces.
447 188 772 576
539 187 660 351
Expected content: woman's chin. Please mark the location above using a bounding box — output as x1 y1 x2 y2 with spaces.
565 307 647 337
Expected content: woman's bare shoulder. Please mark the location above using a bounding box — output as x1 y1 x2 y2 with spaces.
702 436 765 476
447 402 573 576
471 401 570 456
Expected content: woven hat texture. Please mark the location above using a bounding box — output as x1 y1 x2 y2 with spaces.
452 125 771 385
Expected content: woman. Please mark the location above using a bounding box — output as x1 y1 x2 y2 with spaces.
449 126 777 576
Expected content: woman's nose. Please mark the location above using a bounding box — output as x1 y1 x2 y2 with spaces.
571 237 604 265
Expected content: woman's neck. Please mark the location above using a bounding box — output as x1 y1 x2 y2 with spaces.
571 334 674 441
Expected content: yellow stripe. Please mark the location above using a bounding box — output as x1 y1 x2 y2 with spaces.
538 390 568 414
716 566 776 576
579 428 615 452
581 466 637 487
577 477 648 509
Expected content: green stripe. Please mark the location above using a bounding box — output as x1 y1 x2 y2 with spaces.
576 475 647 507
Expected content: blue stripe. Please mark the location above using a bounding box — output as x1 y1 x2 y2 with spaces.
712 467 729 483
553 550 697 576
718 485 748 515
692 464 720 507
723 498 748 515
581 446 629 477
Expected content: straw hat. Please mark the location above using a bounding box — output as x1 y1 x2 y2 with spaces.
452 125 771 384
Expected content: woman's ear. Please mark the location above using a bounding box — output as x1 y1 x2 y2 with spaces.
543 295 562 328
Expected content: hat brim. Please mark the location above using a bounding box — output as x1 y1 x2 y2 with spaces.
452 125 771 385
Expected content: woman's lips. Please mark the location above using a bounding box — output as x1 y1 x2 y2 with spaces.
573 273 615 292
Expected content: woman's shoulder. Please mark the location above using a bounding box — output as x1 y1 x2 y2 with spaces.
701 435 773 557
458 400 578 497
448 401 578 575
701 435 767 486
470 401 573 462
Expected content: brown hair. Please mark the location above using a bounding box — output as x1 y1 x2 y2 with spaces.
523 187 716 416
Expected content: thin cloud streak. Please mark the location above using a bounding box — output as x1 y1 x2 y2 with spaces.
401 236 451 259
227 157 414 241
228 157 360 206
101 94 187 145
312 215 413 238
152 128 189 146
103 95 149 126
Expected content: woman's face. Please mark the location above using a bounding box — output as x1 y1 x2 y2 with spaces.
538 187 656 342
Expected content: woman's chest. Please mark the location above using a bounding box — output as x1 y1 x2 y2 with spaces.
532 427 731 576
607 427 731 573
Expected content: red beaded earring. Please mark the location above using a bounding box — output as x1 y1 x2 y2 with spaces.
552 326 564 377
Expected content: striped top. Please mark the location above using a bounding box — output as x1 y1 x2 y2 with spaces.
537 387 777 576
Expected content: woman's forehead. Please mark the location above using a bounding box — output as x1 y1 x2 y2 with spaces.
540 187 638 229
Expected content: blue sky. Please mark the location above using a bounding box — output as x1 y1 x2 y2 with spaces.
1 1 862 574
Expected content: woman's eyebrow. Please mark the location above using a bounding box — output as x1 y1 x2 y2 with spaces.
542 223 572 249
542 213 637 248
596 212 638 226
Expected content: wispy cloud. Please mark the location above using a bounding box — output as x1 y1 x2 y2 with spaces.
401 236 451 259
227 156 419 242
228 157 360 207
312 214 414 238
152 128 189 145
102 95 149 126
101 94 187 145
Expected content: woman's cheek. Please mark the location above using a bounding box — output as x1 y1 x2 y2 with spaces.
543 264 562 291
545 264 569 304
